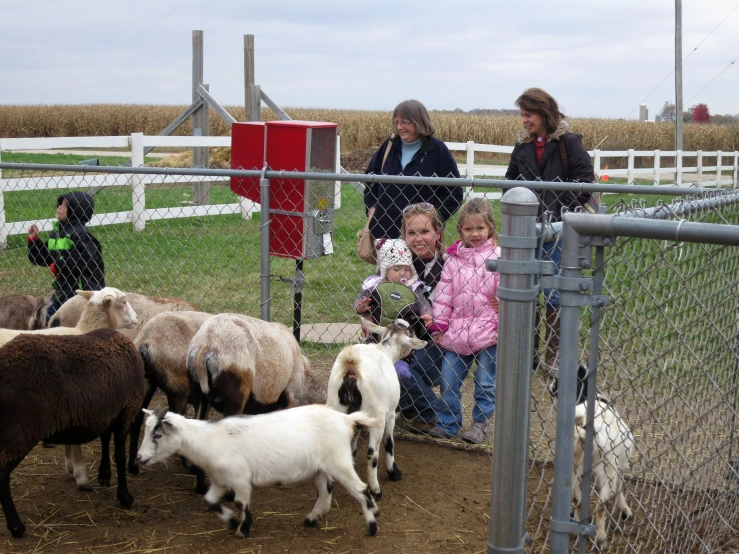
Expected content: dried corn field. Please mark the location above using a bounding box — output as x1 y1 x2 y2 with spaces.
1 104 738 156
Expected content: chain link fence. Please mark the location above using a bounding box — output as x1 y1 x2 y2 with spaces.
1 162 739 552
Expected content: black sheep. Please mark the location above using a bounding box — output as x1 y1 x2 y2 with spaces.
0 328 145 538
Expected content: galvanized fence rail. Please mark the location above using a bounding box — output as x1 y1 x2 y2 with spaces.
1 162 739 553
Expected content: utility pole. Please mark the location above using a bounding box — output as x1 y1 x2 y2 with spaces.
675 0 684 150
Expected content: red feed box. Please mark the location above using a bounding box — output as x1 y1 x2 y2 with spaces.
230 122 266 202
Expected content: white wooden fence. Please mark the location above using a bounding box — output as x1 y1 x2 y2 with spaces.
1 134 738 248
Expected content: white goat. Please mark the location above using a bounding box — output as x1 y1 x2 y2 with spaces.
0 287 137 490
326 318 426 499
549 364 635 545
137 406 381 538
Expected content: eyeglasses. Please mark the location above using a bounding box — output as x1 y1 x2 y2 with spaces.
394 119 413 127
402 202 436 214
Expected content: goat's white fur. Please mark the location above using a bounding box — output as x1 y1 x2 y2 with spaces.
572 398 635 545
0 287 137 490
137 406 380 537
326 318 426 499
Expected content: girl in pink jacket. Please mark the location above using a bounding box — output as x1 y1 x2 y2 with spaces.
424 199 500 444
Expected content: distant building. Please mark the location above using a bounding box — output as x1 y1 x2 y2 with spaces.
639 104 648 121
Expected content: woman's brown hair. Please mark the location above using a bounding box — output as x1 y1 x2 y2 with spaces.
515 88 565 135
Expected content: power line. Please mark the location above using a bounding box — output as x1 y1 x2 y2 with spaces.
685 53 739 105
624 2 739 118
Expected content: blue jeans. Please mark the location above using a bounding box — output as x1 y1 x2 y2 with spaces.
398 344 443 423
437 345 497 436
540 239 562 311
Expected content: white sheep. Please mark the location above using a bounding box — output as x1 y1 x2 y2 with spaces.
136 406 381 538
326 318 426 499
0 287 138 490
0 329 145 538
548 364 635 545
48 290 197 339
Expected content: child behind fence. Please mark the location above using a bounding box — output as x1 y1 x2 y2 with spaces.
424 198 500 444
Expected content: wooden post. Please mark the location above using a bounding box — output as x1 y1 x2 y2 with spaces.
0 145 5 249
733 151 738 189
627 149 635 184
130 133 146 231
654 149 661 185
716 150 723 187
697 150 703 182
249 84 262 123
192 31 210 205
244 35 255 122
676 150 683 185
466 140 475 199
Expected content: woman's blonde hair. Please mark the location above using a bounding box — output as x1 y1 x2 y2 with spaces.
401 202 446 256
457 198 498 241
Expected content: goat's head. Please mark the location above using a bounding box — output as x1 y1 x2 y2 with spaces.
136 408 182 466
78 287 138 329
360 317 427 362
547 363 588 405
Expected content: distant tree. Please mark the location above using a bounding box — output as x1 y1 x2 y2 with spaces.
660 101 676 122
691 103 710 123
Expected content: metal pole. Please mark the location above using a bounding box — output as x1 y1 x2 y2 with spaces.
675 0 684 150
260 165 271 322
549 214 583 554
292 259 304 342
487 187 539 554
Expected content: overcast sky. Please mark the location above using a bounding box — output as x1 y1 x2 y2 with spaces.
1 0 738 119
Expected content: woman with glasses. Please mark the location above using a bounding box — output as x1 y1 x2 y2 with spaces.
363 99 463 240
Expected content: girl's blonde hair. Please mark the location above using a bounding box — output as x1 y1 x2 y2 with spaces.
400 202 446 256
457 198 498 241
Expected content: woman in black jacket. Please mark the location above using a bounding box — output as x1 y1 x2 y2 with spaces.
364 99 463 240
505 88 595 372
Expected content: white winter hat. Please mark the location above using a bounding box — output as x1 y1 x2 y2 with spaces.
376 238 417 285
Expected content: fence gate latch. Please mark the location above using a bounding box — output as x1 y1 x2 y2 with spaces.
550 517 596 538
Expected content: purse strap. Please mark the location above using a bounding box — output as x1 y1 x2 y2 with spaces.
559 134 570 180
379 133 395 173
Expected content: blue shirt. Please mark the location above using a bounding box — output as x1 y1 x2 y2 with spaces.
400 139 422 170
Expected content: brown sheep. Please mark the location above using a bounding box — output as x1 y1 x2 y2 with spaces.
0 329 145 538
0 295 49 330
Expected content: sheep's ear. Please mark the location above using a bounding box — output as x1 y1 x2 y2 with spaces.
360 317 385 336
161 418 176 432
408 337 427 350
102 295 114 306
77 290 94 300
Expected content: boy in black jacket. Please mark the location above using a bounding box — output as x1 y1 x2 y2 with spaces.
27 191 105 320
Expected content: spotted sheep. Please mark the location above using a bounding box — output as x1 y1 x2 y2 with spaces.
326 318 426 499
137 405 381 538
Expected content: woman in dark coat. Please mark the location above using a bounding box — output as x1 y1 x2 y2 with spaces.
504 88 595 372
364 99 463 240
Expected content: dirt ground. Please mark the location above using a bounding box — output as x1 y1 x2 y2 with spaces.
0 392 496 554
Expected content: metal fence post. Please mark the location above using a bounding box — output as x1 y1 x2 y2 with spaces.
260 165 271 322
486 187 539 554
549 213 588 553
